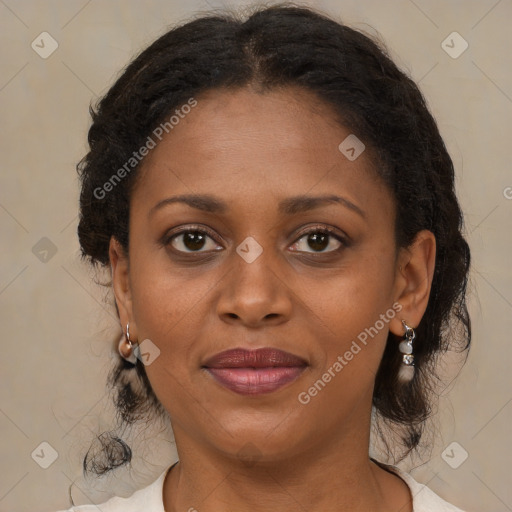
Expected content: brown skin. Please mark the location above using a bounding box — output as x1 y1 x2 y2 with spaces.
109 86 436 512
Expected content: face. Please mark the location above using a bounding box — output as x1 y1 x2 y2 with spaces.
110 86 428 463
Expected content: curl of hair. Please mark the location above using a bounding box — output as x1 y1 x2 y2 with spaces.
77 3 470 474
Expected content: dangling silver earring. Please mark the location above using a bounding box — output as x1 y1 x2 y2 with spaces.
118 322 137 364
398 320 415 383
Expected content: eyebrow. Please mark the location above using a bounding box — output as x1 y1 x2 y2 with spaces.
148 193 366 219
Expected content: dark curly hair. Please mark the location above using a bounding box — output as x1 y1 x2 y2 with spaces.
76 3 471 477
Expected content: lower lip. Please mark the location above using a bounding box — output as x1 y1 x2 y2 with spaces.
205 367 305 395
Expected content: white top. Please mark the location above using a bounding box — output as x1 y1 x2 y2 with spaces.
56 462 465 512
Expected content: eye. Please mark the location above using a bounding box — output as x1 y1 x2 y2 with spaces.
290 226 346 253
163 224 347 255
166 226 222 253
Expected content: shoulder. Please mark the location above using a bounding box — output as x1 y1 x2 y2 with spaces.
53 465 172 512
385 464 466 512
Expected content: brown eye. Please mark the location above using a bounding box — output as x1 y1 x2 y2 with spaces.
168 229 222 253
290 228 345 254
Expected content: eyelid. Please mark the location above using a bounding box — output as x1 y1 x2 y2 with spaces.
293 224 349 245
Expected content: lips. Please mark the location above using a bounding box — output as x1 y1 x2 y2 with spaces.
203 348 307 395
204 348 307 369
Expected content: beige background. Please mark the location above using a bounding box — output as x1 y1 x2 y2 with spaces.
1 0 511 511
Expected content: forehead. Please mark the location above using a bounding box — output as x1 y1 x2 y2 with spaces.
144 86 350 164
132 86 391 220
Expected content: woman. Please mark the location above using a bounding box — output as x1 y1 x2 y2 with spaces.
57 4 470 511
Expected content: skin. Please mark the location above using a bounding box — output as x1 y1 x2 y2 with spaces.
110 86 436 512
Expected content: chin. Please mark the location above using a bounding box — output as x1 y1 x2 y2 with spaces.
202 411 309 464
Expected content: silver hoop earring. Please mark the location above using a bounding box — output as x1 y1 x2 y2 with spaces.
118 322 137 364
398 320 415 383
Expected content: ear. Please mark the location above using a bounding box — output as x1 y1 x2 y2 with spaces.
389 229 436 336
109 237 137 340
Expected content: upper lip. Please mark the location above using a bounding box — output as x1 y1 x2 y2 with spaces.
203 348 308 369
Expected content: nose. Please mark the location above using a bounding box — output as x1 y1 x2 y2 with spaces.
216 251 293 328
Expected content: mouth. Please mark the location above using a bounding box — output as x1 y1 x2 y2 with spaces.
202 347 308 395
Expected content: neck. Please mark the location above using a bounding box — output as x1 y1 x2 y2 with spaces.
162 426 412 512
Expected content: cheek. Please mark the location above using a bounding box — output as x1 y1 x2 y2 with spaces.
128 254 216 362
309 249 397 369
128 262 216 413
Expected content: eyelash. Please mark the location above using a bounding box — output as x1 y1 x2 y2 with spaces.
163 224 349 256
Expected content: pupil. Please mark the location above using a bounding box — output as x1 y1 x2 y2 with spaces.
308 233 328 251
184 231 205 251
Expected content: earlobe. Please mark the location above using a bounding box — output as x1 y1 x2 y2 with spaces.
109 237 135 335
389 230 436 336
